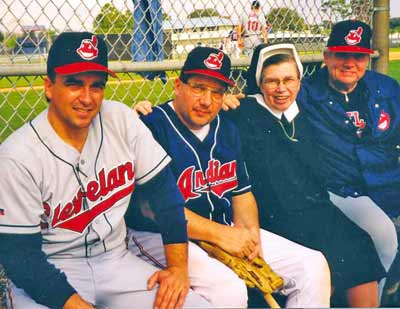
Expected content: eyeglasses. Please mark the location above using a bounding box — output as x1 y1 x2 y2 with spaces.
185 82 225 101
261 77 299 90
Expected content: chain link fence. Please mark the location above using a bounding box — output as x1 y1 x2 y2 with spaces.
0 0 378 143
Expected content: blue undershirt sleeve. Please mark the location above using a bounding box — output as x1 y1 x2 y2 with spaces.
0 232 76 309
139 165 188 244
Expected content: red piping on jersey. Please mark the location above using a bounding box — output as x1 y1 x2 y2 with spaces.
130 233 165 269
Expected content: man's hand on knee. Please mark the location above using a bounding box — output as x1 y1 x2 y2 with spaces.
147 266 190 309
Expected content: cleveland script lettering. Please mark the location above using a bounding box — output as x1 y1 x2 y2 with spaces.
47 162 135 233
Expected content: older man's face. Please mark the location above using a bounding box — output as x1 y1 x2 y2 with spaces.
323 51 369 91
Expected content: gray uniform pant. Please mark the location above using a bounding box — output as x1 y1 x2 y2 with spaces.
10 243 210 309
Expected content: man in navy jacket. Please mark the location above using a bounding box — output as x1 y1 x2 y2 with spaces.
298 20 400 305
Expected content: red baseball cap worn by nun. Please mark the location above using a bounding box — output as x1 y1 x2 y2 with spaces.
47 32 117 77
327 20 374 54
180 46 235 87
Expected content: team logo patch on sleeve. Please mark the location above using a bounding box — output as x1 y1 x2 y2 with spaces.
76 35 99 60
377 109 390 131
177 159 238 201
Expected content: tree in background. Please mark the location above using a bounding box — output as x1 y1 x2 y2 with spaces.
93 3 133 34
390 18 400 33
4 34 17 50
265 8 307 32
350 0 372 23
321 0 351 22
321 0 370 22
188 8 221 19
3 33 17 57
163 13 171 21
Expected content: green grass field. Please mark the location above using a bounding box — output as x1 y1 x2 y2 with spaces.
0 73 178 142
1 59 400 143
389 59 400 81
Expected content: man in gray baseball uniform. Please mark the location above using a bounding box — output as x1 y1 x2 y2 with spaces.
0 32 209 309
238 1 268 57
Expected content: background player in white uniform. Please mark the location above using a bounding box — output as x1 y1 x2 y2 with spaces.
0 32 209 309
129 46 331 308
222 27 240 59
238 1 268 57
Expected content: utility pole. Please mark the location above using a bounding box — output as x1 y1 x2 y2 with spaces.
372 0 390 73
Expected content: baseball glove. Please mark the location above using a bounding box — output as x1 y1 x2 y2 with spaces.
198 241 284 308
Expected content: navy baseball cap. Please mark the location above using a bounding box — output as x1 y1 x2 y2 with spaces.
180 46 235 87
47 32 117 77
327 20 374 54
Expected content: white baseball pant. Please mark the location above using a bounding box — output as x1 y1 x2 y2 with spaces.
230 41 241 59
243 36 263 58
128 228 331 308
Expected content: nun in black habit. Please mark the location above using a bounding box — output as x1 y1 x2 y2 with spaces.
223 43 385 307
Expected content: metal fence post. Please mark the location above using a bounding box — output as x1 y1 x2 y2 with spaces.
372 0 390 73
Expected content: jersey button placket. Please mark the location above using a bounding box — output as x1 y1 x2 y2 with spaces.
397 145 400 164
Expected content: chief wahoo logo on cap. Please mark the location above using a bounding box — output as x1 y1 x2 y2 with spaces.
204 52 224 70
345 27 363 45
77 35 99 60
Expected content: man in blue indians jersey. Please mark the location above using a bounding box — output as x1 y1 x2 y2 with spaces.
126 46 331 308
